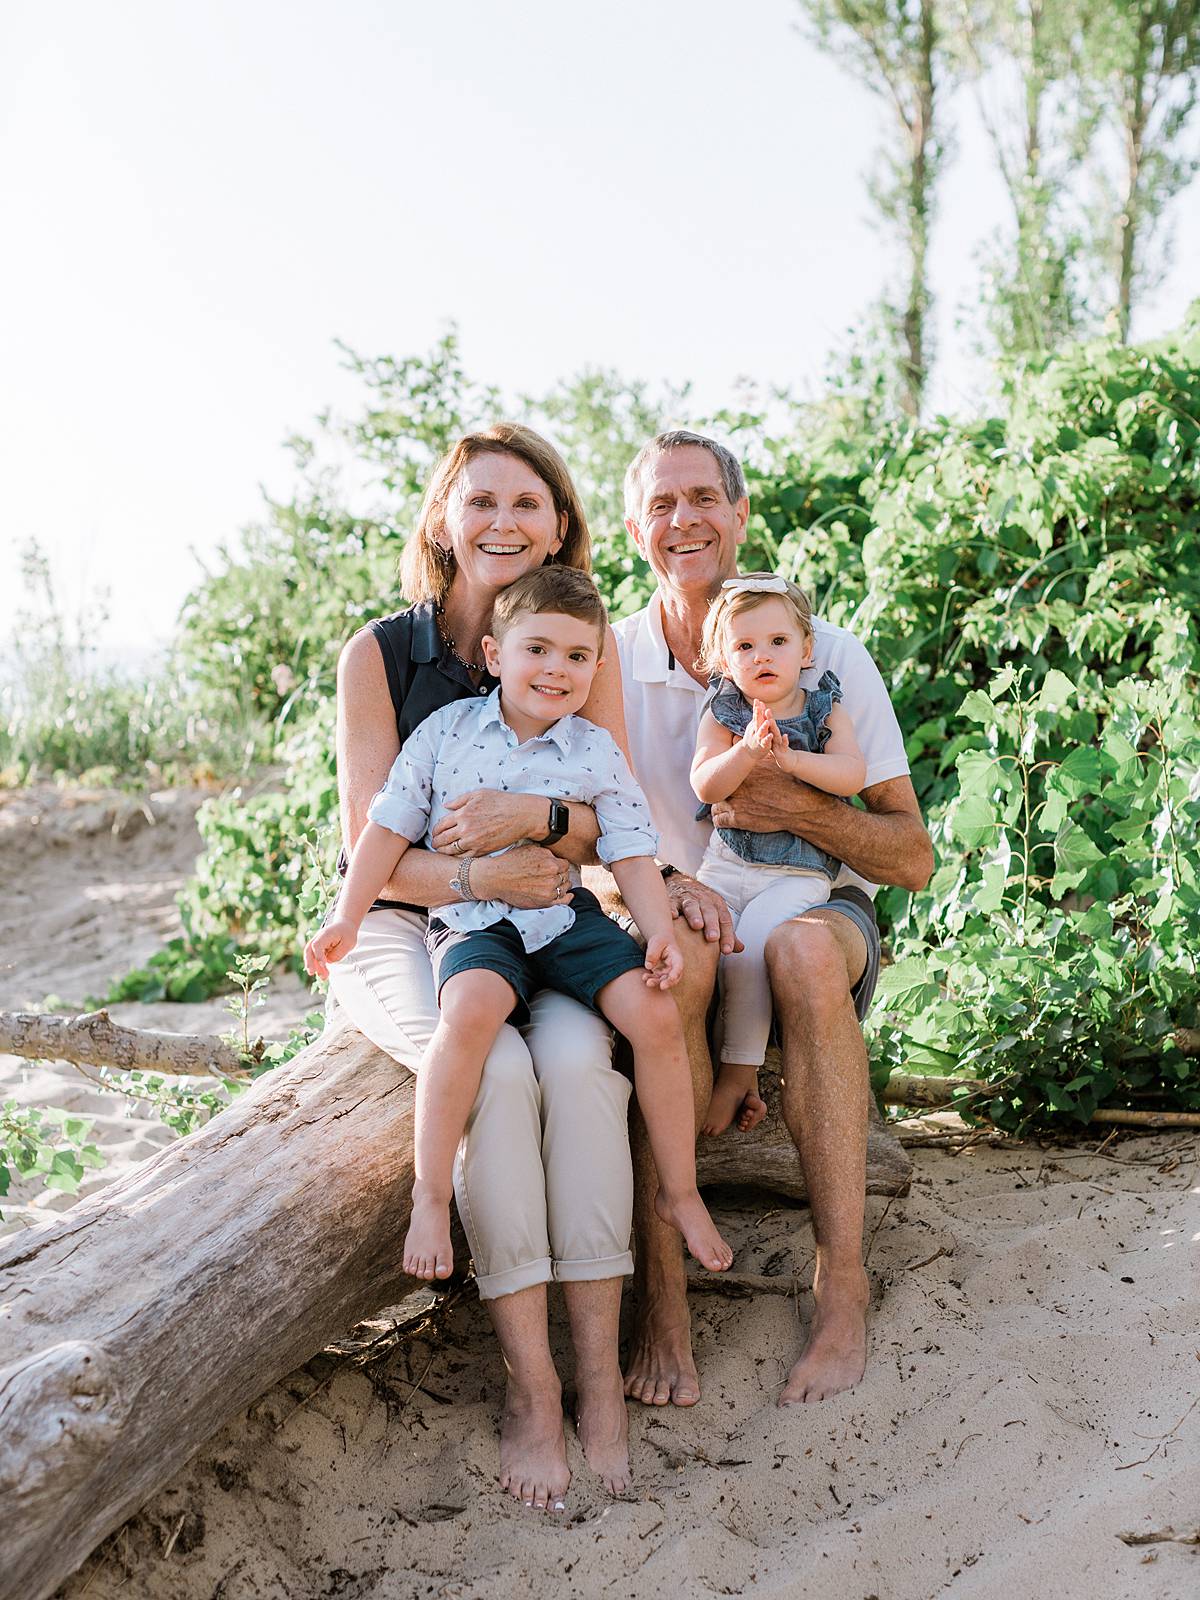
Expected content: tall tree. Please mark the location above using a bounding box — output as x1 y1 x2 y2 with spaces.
953 0 1092 360
1084 1 1200 341
798 1 951 417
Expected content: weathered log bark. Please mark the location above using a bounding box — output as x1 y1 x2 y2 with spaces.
695 1063 912 1200
0 1008 243 1077
0 1025 910 1600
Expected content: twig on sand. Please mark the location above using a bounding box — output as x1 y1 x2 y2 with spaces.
1116 1386 1200 1471
864 1193 897 1266
1117 1528 1200 1545
161 1512 188 1561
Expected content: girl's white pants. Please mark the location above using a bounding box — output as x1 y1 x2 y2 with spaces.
696 832 832 1066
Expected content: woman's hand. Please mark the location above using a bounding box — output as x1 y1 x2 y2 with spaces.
665 874 742 955
431 790 545 856
470 844 574 910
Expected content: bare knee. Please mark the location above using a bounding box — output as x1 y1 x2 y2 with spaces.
672 922 719 1001
615 985 682 1053
439 972 516 1039
764 921 848 1016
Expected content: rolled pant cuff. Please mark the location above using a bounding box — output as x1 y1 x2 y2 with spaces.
474 1256 554 1302
553 1250 635 1284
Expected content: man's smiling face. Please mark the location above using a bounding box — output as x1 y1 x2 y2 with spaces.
626 444 748 601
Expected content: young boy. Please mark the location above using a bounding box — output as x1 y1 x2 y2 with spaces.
304 566 732 1284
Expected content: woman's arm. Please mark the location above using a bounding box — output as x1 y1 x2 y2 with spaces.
773 702 866 797
691 709 762 803
336 628 569 909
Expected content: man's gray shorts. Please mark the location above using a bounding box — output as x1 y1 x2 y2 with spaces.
825 885 883 1022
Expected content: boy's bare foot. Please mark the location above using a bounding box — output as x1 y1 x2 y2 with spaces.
402 1190 454 1281
653 1187 733 1273
623 1299 700 1406
701 1064 767 1136
499 1379 570 1511
575 1366 631 1495
778 1267 869 1405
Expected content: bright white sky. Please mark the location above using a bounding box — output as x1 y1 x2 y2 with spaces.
1 0 1197 661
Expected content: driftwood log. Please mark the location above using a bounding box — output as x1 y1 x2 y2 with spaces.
0 1021 910 1600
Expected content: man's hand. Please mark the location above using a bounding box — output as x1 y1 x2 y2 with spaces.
470 844 572 909
431 790 543 856
665 874 742 955
710 761 834 837
643 935 684 989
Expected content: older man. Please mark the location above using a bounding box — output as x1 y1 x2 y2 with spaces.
611 430 932 1407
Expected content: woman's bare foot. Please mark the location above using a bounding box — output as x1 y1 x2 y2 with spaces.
778 1266 869 1405
402 1188 454 1281
653 1187 733 1273
499 1378 570 1511
701 1063 767 1135
575 1365 631 1495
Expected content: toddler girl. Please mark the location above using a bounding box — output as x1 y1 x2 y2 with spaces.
691 574 866 1135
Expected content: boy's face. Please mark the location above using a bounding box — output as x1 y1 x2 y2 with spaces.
720 596 813 705
482 610 604 730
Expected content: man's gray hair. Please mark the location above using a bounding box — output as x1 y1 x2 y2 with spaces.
623 430 747 523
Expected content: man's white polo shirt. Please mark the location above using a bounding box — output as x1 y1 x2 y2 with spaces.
610 591 912 895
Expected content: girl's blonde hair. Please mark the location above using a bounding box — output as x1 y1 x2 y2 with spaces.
400 423 592 605
697 573 814 679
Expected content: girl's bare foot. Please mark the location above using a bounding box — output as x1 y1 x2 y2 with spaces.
575 1365 631 1495
701 1063 767 1135
499 1379 570 1511
654 1187 733 1273
402 1189 454 1281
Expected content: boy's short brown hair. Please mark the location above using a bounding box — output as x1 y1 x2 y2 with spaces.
490 566 608 644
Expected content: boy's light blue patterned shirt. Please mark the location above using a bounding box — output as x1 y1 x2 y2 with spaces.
367 688 658 952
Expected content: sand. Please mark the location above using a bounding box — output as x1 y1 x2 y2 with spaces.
1 787 1196 1600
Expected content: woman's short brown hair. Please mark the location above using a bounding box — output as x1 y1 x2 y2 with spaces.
400 423 592 605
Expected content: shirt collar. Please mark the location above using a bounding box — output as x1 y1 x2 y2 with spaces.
409 601 440 663
478 687 574 752
631 592 706 694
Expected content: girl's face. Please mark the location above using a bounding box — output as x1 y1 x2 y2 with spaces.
440 452 566 598
720 596 813 707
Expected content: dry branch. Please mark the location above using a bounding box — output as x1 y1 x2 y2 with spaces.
0 1025 910 1600
883 1072 1200 1129
0 1008 243 1077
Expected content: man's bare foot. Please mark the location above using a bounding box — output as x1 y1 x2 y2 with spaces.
499 1379 570 1511
575 1365 631 1495
403 1188 454 1281
701 1064 768 1135
778 1267 869 1405
623 1301 700 1407
654 1187 733 1273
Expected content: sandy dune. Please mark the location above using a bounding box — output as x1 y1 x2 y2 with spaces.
1 788 1196 1599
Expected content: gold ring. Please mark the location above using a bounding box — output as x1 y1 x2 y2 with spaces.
453 840 464 855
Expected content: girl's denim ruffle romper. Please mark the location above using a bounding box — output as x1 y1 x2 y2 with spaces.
699 670 845 879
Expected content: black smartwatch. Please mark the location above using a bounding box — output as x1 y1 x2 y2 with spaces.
659 863 680 881
538 799 569 846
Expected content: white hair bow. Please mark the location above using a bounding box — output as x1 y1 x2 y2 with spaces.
720 576 788 595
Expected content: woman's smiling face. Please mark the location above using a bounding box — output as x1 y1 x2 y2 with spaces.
441 452 566 597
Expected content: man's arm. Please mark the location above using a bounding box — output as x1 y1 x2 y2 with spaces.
709 768 933 893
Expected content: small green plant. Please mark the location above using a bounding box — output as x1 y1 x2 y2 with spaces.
223 952 272 1059
1 1101 107 1217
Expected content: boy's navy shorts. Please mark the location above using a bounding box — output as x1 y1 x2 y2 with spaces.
425 888 645 1023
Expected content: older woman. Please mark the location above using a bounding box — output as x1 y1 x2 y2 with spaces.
326 424 634 1508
